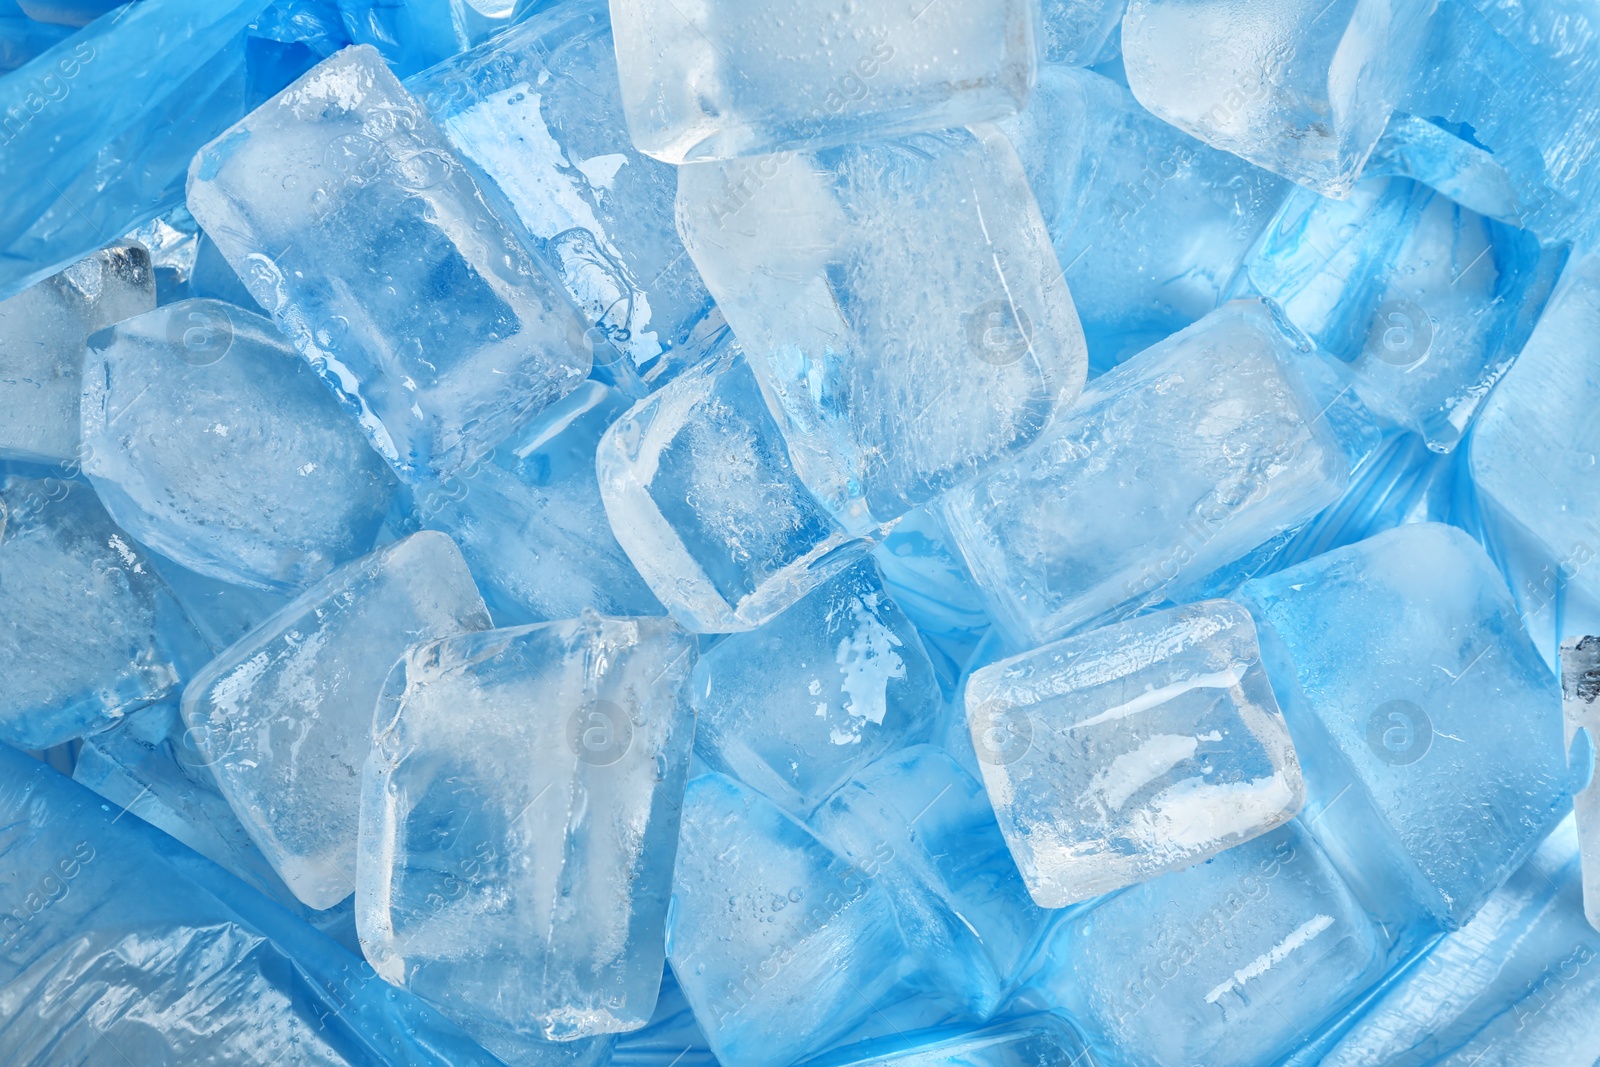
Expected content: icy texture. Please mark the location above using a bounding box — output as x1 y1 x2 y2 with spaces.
691 557 938 815
801 1015 1093 1066
0 476 202 750
677 126 1087 529
0 0 267 300
810 746 1045 1016
333 0 467 77
966 600 1304 907
1039 0 1125 64
186 45 591 481
1393 0 1600 249
1122 0 1436 196
0 243 153 463
357 613 694 1051
80 299 395 592
1236 523 1569 929
942 301 1350 648
408 0 722 391
181 531 491 909
1469 252 1600 648
871 506 994 690
1035 821 1384 1067
146 547 297 653
669 773 906 1067
1249 177 1567 452
609 0 1037 163
596 349 877 633
0 15 72 74
1563 638 1600 933
1004 64 1288 371
1320 818 1600 1067
0 743 506 1066
414 381 662 626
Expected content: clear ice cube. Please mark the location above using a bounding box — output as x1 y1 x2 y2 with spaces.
608 0 1037 163
809 745 1046 1016
1235 522 1570 929
186 45 591 482
941 300 1351 648
596 348 877 633
691 557 938 815
676 126 1087 529
1122 0 1436 196
356 613 696 1050
0 243 153 464
965 599 1304 908
0 475 203 749
80 298 396 592
407 0 723 391
669 773 906 1067
181 531 492 909
1248 176 1568 452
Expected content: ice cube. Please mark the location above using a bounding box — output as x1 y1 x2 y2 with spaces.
669 773 906 1067
1469 252 1600 657
1235 523 1569 930
1039 0 1126 65
965 600 1304 908
80 299 396 592
676 126 1087 528
0 243 153 464
1033 821 1385 1067
181 531 492 909
608 0 1037 163
809 745 1046 1016
691 557 938 815
415 381 664 626
1392 0 1600 249
596 348 877 633
0 475 203 749
1321 818 1600 1067
186 45 591 482
1121 0 1436 196
941 300 1351 648
0 743 506 1066
1002 64 1289 371
1248 176 1568 452
407 0 723 392
356 613 696 1050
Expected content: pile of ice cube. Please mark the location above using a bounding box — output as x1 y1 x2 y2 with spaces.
1 0 1598 1064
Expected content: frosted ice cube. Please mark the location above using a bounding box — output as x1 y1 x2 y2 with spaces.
941 301 1350 648
965 600 1304 908
80 299 396 593
691 557 938 815
407 0 722 392
669 773 906 1067
609 0 1037 163
181 531 491 909
1040 0 1126 65
1034 821 1385 1067
1249 176 1567 452
0 476 203 749
356 613 696 1049
1235 523 1570 929
810 745 1046 1016
416 382 664 626
596 348 878 633
1122 0 1436 196
186 45 591 482
1002 64 1288 370
676 126 1087 529
0 243 153 464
